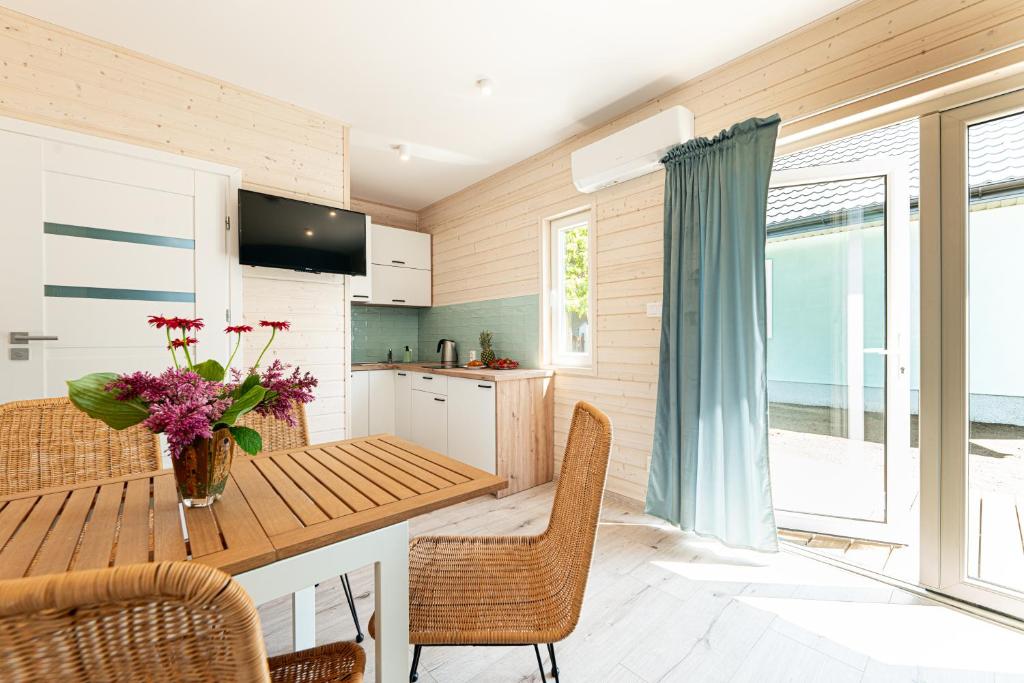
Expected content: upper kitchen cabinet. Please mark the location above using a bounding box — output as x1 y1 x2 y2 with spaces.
371 224 431 270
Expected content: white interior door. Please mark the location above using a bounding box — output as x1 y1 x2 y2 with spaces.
923 89 1024 619
0 122 239 403
767 160 912 543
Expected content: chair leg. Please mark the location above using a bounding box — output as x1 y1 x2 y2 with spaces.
533 644 547 680
410 644 423 682
339 574 364 643
546 643 560 682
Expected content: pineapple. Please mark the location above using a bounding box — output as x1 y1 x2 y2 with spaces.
479 330 495 366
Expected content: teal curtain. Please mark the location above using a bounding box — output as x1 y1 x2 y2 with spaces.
645 115 781 552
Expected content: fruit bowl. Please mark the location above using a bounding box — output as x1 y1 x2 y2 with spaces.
487 358 520 370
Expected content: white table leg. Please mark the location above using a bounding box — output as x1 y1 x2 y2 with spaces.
292 586 316 651
374 522 410 683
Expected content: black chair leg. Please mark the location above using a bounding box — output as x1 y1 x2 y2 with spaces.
339 574 364 643
546 643 560 682
533 644 547 680
410 644 423 682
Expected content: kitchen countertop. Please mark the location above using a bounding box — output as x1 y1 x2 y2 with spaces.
351 362 554 382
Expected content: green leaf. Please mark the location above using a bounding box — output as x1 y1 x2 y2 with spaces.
233 373 261 399
192 359 226 383
67 373 149 430
217 384 266 426
229 426 263 455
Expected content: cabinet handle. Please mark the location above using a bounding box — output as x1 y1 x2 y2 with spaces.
392 259 406 265
434 397 445 402
397 372 407 376
477 384 492 389
422 376 433 380
392 299 406 303
352 294 369 299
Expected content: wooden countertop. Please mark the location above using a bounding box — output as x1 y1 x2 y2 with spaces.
351 362 554 382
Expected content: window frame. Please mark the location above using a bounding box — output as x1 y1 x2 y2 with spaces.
542 207 595 371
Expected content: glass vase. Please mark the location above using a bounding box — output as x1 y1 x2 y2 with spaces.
172 428 235 507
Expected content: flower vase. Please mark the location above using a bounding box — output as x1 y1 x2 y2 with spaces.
172 428 235 507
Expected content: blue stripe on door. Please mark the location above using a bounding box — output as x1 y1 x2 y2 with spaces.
44 285 196 303
44 223 195 249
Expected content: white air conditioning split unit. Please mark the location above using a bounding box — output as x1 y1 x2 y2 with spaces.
570 105 694 193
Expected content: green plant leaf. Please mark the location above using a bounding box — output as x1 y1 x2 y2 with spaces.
67 373 149 430
192 359 225 383
229 425 263 455
233 373 261 399
217 384 266 426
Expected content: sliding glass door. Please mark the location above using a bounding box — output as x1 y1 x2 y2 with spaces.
922 89 1024 619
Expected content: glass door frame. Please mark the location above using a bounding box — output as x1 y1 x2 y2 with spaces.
920 89 1024 619
769 159 913 544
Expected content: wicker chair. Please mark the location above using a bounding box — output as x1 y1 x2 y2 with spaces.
0 561 364 682
239 405 366 644
371 401 613 683
0 397 161 495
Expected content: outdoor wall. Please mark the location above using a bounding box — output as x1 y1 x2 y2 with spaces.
0 7 351 442
419 0 1024 502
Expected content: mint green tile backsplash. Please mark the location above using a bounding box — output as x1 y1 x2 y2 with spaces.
351 305 419 362
417 295 540 367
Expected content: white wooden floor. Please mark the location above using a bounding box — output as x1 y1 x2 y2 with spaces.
258 483 1024 682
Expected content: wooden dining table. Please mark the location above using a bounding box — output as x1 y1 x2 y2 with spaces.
0 434 506 683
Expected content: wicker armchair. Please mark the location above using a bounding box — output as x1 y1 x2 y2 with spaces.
372 401 613 683
0 561 364 682
0 397 161 495
239 405 366 644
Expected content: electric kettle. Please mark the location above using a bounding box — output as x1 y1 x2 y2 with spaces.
436 338 458 366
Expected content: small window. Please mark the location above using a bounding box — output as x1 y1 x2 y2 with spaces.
548 210 593 368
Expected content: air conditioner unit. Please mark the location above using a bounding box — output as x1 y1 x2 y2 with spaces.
571 105 694 193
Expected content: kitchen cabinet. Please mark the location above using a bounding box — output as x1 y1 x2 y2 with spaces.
348 218 373 302
369 264 431 307
411 389 447 454
368 369 395 435
446 377 496 474
350 370 369 438
394 370 412 439
371 224 431 270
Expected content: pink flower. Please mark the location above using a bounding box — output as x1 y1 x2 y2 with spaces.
248 359 317 426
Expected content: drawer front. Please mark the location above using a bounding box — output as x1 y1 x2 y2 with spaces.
412 372 447 394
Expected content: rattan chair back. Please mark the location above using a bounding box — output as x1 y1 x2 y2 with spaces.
238 403 310 452
0 397 161 495
0 561 272 682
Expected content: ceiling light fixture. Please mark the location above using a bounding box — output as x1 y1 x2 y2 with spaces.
397 144 411 162
476 78 494 97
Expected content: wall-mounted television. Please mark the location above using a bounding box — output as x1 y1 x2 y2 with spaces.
238 189 367 275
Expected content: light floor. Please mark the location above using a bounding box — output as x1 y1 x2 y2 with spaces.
259 482 1024 682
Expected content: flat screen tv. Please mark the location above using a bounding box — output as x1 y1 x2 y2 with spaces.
238 189 367 275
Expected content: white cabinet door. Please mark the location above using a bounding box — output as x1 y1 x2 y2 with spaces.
447 377 496 474
394 370 413 439
411 390 447 453
350 371 369 438
368 369 396 435
348 218 373 301
371 224 431 270
370 264 431 307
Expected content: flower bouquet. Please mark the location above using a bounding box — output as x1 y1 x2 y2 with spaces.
67 316 317 507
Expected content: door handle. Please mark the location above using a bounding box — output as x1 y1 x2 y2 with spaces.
9 332 59 344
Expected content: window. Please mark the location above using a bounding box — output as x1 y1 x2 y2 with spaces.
547 210 593 368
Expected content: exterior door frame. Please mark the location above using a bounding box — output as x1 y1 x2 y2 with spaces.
769 159 912 544
919 89 1024 619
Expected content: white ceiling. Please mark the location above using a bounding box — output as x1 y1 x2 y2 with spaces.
4 1 851 209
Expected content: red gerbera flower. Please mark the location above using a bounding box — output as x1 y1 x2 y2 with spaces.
225 325 254 334
167 337 198 349
259 320 291 331
180 318 205 331
148 315 171 329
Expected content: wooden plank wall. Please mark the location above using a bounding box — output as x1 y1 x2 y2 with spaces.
419 0 1024 501
351 197 419 230
0 7 351 442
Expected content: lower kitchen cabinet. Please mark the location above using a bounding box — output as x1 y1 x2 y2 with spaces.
446 377 496 474
350 370 369 438
411 389 447 454
394 370 412 439
368 369 395 434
